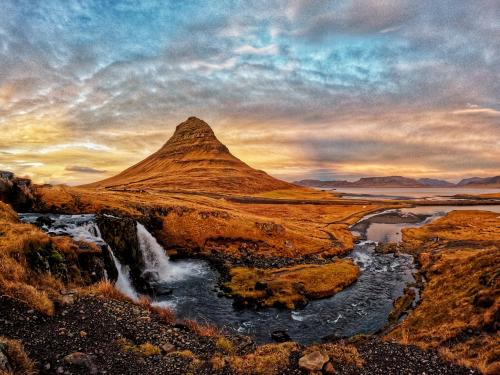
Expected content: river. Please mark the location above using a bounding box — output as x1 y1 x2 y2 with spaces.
19 204 500 344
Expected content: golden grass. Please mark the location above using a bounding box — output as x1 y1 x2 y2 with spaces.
387 210 500 374
36 185 388 261
116 338 161 357
0 336 36 375
88 280 131 302
184 319 222 337
215 337 235 355
225 260 359 309
211 342 299 375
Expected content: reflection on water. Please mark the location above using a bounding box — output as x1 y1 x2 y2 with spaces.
366 205 500 243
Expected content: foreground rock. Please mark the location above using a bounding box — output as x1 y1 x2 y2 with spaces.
0 171 35 211
299 351 329 371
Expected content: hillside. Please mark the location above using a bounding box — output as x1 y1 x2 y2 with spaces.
84 117 297 194
296 176 500 189
457 175 500 188
295 176 426 188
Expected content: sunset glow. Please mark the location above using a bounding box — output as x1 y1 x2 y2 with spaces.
1 1 499 184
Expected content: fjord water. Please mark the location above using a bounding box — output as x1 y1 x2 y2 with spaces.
19 205 500 344
331 187 499 200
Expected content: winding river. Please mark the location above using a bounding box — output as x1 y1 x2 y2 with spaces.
20 204 500 344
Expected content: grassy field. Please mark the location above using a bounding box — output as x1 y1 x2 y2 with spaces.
387 210 500 374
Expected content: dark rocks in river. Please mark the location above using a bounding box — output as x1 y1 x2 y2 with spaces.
271 330 291 342
0 171 36 211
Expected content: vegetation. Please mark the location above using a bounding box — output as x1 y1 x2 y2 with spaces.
0 336 36 375
387 210 500 374
35 185 389 261
224 260 359 309
116 338 161 357
0 202 81 315
210 342 299 375
303 342 365 368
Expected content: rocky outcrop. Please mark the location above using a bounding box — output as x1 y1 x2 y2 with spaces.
96 215 149 293
0 171 35 211
298 351 329 371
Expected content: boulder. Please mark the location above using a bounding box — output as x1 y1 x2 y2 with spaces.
0 343 12 373
298 351 329 372
0 171 35 210
63 352 97 374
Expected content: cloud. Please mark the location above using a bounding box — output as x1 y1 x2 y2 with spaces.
65 165 107 174
234 44 279 56
0 0 498 184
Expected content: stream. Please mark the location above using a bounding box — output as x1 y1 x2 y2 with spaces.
19 204 500 344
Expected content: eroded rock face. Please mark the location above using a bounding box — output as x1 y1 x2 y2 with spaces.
96 215 149 293
0 171 35 211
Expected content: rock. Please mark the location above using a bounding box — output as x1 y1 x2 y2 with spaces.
35 215 54 228
271 330 291 343
63 352 97 374
255 281 267 290
0 344 12 373
323 361 335 374
0 171 35 210
160 342 176 354
298 351 329 372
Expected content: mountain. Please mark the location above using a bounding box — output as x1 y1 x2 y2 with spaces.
417 178 455 187
83 117 296 194
457 176 500 188
296 176 426 188
351 176 424 187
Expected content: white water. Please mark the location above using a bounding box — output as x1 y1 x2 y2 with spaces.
18 214 139 301
137 222 202 282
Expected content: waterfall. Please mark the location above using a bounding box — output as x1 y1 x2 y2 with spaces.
19 214 139 301
136 223 193 282
109 250 138 301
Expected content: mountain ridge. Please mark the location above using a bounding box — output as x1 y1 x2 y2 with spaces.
295 175 500 188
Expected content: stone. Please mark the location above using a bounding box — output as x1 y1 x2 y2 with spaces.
324 361 336 374
271 330 291 343
298 351 329 372
63 352 97 374
160 342 176 354
0 344 12 373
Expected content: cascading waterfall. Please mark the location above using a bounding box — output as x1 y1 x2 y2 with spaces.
136 223 194 282
18 214 139 301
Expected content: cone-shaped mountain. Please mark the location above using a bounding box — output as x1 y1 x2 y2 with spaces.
84 117 295 194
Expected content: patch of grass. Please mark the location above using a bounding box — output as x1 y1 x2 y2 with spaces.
0 336 36 375
215 337 235 354
115 338 161 357
304 342 364 368
387 210 500 374
88 280 131 302
211 342 299 375
184 319 222 337
225 260 359 309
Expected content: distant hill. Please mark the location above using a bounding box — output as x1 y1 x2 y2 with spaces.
296 175 500 189
83 117 297 194
295 176 425 188
457 176 500 188
417 178 455 187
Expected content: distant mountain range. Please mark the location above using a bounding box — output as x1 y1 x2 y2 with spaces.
295 175 500 188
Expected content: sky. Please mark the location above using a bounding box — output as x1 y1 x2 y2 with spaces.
1 0 499 185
